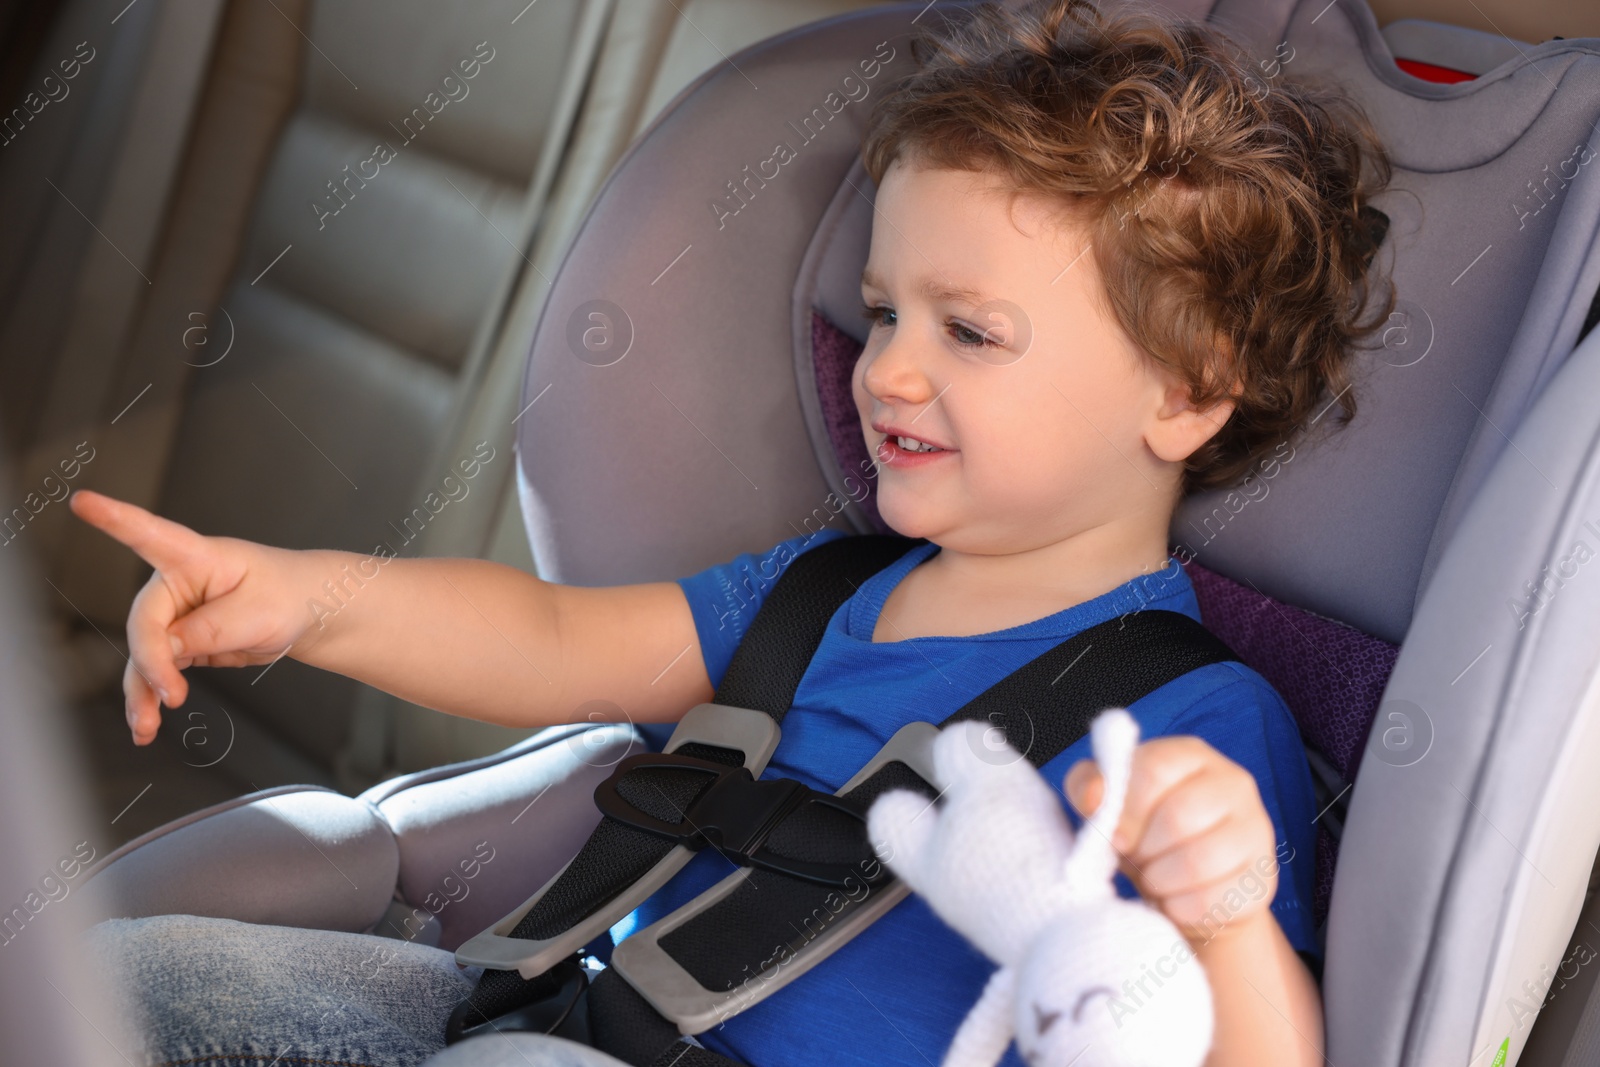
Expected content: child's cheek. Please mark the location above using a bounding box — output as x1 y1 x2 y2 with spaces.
852 356 875 427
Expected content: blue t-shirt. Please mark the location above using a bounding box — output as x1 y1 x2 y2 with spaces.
608 528 1320 1067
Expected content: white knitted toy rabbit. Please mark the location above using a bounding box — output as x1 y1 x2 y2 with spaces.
866 709 1213 1067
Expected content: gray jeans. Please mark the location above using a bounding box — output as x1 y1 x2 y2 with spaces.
86 913 633 1067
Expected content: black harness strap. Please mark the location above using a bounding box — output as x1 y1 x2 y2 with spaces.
712 534 929 716
452 535 1240 1067
635 610 1234 1022
451 535 926 1043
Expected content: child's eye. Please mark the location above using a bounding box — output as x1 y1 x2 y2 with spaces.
949 321 996 348
860 304 1000 350
860 303 894 328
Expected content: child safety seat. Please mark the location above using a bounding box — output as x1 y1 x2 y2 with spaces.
78 2 1600 1066
507 1 1600 1063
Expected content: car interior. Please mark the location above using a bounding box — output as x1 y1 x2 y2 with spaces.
2 0 1599 1063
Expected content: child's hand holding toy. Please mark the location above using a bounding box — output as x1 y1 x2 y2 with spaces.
1062 716 1282 946
867 710 1284 1067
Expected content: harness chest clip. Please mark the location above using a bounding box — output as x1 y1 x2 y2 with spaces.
595 752 887 887
453 702 782 978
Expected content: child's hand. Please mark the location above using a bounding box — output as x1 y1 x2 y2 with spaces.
1064 734 1278 943
68 489 322 746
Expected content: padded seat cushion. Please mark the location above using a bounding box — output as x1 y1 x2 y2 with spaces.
79 787 399 933
1181 562 1398 786
812 308 887 533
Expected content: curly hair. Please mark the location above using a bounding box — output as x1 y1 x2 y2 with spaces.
859 0 1395 495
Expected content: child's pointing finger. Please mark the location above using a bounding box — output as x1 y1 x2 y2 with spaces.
69 489 205 574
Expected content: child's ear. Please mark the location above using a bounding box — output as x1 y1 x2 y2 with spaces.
1145 352 1242 464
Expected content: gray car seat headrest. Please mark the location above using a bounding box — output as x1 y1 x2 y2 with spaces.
516 0 1600 652
1182 0 1600 644
802 0 1600 644
516 5 937 588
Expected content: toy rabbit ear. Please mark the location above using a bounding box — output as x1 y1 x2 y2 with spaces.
866 788 941 891
1060 708 1141 899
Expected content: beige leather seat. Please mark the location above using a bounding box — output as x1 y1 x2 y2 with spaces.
0 0 888 832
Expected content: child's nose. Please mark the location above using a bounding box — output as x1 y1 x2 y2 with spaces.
860 331 939 406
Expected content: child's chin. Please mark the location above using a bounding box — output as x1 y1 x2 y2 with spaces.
875 495 940 540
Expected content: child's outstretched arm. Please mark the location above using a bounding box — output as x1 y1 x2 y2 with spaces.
1065 737 1325 1067
69 489 713 745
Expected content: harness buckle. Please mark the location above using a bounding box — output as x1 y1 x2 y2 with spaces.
594 753 887 887
454 703 781 978
445 954 592 1046
610 720 942 1035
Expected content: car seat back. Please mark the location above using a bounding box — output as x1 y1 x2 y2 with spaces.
14 0 604 791
511 2 1600 1064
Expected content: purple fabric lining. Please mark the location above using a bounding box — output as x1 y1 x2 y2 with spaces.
1178 562 1398 785
808 307 1399 925
811 310 886 533
1181 559 1397 927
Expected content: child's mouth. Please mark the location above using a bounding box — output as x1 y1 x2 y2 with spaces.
877 435 957 469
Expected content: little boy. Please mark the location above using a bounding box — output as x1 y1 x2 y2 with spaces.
73 0 1392 1064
